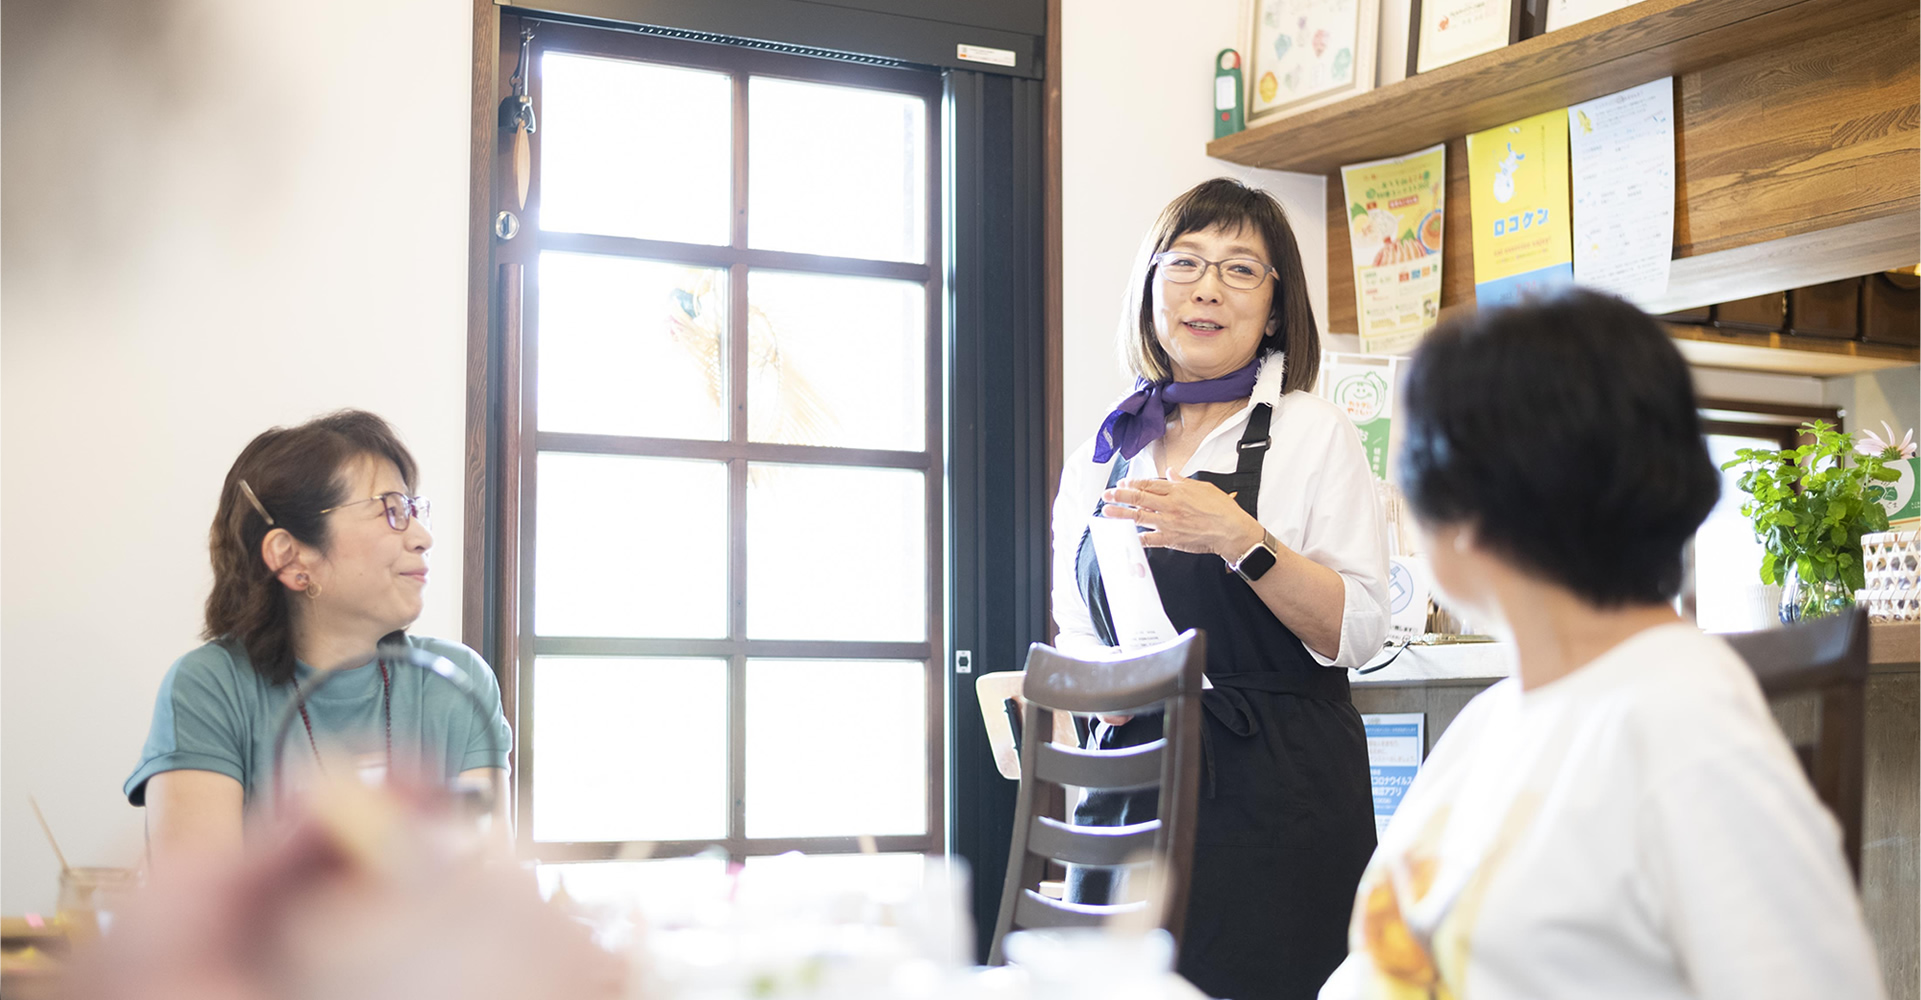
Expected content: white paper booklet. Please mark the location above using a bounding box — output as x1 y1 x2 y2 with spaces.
1085 516 1179 651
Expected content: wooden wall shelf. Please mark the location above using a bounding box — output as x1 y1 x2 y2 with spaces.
1294 0 1918 349
1206 0 1910 175
1666 323 1918 376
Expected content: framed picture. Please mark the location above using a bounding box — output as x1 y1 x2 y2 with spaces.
1245 0 1381 127
1407 0 1524 76
1542 0 1640 33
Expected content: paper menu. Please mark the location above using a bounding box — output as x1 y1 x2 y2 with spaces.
1568 78 1676 304
1340 144 1446 355
1085 517 1179 651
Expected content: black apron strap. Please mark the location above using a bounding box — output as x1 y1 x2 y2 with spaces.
1096 455 1128 512
1074 457 1131 649
1214 402 1272 519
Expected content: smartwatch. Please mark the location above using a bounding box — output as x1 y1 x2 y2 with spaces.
1229 530 1279 583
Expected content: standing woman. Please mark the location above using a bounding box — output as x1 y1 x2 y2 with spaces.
1052 178 1390 1000
127 410 511 862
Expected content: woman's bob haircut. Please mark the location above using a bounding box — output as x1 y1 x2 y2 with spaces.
1119 177 1321 395
1397 289 1721 606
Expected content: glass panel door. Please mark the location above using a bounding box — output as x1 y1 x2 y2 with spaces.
507 21 944 871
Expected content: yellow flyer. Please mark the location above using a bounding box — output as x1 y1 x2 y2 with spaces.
1467 109 1574 307
1340 143 1445 355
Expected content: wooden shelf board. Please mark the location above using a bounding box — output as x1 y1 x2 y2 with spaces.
1207 0 1912 175
1666 324 1918 376
1641 214 1920 317
1870 622 1919 666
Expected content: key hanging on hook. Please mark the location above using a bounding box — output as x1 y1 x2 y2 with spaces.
499 24 538 212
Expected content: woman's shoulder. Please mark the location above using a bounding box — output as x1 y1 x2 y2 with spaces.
1580 626 1795 774
1064 433 1099 468
1056 435 1114 497
164 638 260 692
1603 626 1764 712
403 635 502 692
404 635 491 676
1274 386 1356 438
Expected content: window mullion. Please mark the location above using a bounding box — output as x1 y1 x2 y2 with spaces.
726 69 753 854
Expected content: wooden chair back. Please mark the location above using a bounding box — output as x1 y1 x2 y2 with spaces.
986 630 1206 965
1723 607 1869 880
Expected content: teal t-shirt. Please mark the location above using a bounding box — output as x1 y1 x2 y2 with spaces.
126 635 512 814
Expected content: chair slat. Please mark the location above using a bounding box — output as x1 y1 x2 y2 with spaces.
1027 814 1160 866
1021 637 1197 714
1013 889 1145 930
1033 739 1164 790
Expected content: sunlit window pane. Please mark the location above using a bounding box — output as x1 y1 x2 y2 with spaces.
746 464 926 641
533 657 728 842
538 856 730 924
749 77 926 263
738 852 928 903
541 53 731 245
745 271 925 451
536 453 727 638
1696 433 1777 633
539 252 728 440
745 660 926 838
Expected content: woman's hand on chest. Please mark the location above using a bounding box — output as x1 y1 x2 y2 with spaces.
1102 468 1265 559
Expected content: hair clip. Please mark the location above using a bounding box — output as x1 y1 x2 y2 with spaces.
238 480 276 526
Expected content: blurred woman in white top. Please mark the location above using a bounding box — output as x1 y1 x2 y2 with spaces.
1319 289 1884 1000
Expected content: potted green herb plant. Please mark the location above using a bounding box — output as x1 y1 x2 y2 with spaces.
1722 420 1899 623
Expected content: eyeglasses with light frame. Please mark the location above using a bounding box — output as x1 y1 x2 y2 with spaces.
319 492 432 532
1151 251 1277 291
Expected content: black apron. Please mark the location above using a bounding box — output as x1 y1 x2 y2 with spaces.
1068 402 1376 1000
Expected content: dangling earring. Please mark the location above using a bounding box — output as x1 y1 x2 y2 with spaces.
298 574 322 600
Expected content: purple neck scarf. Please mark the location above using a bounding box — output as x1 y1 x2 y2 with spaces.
1093 358 1260 463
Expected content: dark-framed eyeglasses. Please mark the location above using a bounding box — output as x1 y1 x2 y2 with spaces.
1151 251 1277 291
320 492 432 532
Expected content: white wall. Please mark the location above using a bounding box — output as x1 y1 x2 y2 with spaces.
1060 0 1329 452
1691 368 1828 407
2 0 474 912
1690 364 1921 436
1824 366 1921 443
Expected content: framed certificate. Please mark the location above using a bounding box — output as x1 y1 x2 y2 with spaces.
1407 0 1523 76
1543 0 1640 32
1245 0 1381 126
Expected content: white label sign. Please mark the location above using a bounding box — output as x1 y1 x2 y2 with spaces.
956 44 1017 67
1387 555 1433 640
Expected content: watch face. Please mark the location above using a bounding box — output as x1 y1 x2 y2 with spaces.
1237 544 1278 582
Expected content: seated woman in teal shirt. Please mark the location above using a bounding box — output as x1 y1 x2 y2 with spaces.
127 410 511 861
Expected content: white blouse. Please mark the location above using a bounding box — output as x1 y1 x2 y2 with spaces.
1050 354 1392 668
